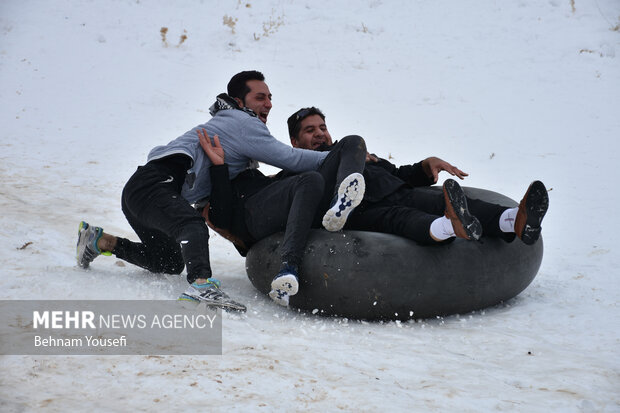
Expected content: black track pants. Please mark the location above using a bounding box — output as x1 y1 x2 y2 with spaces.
314 135 367 221
114 161 212 283
243 171 325 269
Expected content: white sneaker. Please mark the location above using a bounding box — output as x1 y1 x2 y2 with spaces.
268 268 299 307
322 172 365 232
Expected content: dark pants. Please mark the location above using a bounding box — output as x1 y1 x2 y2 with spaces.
241 135 366 271
314 135 367 222
244 171 324 269
114 161 212 283
346 186 513 244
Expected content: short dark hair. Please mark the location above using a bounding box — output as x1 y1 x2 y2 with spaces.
227 70 265 102
287 107 326 139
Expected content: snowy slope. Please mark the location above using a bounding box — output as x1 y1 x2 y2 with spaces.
1 0 619 411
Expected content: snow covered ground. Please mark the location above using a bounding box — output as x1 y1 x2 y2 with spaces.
1 0 619 411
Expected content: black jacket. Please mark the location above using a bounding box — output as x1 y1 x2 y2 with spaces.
207 165 273 255
362 156 433 202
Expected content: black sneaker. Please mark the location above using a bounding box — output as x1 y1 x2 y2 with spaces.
515 181 549 245
443 179 482 241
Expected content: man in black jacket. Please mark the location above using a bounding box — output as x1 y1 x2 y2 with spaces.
286 107 549 245
200 128 368 307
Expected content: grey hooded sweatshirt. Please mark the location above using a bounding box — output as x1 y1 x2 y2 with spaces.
147 103 327 204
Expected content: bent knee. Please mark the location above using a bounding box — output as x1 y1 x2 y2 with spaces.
340 135 366 151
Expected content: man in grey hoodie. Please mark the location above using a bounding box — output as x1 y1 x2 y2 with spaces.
76 71 367 310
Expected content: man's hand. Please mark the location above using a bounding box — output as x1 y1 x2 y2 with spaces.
198 129 225 166
366 152 379 163
422 156 468 183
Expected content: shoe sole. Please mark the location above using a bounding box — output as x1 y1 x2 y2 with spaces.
271 274 299 295
517 181 549 245
268 289 290 306
322 173 365 232
443 179 482 241
269 274 299 307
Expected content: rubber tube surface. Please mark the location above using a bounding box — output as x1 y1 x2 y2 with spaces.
245 187 543 320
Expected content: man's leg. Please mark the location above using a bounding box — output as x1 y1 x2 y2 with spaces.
481 180 549 244
406 186 512 241
346 187 442 244
120 166 245 310
77 162 245 311
452 181 548 244
346 184 483 243
244 171 324 268
316 135 367 231
346 202 440 244
363 185 518 242
243 171 324 305
466 198 513 241
113 196 190 275
118 164 213 283
406 184 518 242
76 165 188 274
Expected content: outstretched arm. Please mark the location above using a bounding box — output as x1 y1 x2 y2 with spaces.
365 154 431 187
421 156 468 184
367 153 466 187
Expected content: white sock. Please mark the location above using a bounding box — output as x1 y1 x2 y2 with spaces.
499 207 518 232
430 216 455 240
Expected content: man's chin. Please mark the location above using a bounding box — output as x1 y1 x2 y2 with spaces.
313 141 332 152
257 111 270 123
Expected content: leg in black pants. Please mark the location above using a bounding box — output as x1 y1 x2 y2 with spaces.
113 162 213 283
346 186 512 244
315 135 367 217
243 171 325 269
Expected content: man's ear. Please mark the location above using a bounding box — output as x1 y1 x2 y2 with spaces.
290 137 299 148
233 97 244 108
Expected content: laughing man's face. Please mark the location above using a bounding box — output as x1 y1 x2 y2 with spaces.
291 114 333 150
242 80 272 124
